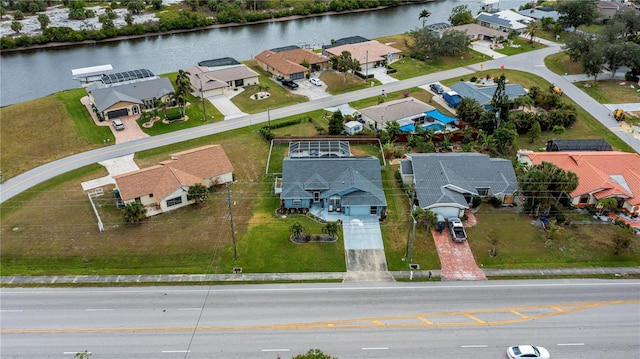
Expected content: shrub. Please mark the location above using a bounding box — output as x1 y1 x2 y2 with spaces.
469 76 477 83
488 196 503 207
471 195 482 208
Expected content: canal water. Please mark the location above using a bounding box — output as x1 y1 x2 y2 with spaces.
0 0 528 106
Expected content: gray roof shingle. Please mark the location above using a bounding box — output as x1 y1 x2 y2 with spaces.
89 77 174 112
405 153 518 209
281 157 386 206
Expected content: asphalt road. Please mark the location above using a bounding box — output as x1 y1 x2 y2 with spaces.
1 280 639 358
1 42 639 203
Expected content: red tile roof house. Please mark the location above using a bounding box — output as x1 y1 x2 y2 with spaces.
113 145 234 217
186 65 259 98
517 150 640 226
255 48 330 80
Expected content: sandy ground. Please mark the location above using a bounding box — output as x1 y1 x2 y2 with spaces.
0 1 181 37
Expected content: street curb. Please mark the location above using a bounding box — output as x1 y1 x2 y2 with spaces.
2 267 639 285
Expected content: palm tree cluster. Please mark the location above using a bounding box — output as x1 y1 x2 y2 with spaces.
517 161 579 216
329 51 361 83
175 69 191 119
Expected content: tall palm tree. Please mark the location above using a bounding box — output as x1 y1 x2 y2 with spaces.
175 69 191 118
526 20 541 44
419 9 431 29
322 221 339 239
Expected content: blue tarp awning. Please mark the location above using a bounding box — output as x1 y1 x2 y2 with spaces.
425 109 457 124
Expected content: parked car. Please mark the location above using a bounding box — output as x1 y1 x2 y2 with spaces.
282 79 298 90
310 78 324 86
436 214 445 233
111 119 125 131
430 83 444 94
507 345 550 359
448 217 467 242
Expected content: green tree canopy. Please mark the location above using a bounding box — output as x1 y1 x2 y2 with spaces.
124 202 147 224
187 183 209 204
558 0 597 31
448 4 474 26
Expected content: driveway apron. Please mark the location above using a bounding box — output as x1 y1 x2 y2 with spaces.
431 212 487 281
342 216 394 282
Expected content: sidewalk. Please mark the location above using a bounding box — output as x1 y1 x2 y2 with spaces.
2 267 639 285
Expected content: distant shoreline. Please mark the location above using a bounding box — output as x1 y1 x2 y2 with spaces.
0 2 435 54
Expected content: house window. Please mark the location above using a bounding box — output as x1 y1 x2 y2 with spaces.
476 188 489 196
579 194 589 204
313 192 320 203
149 193 154 198
167 196 183 207
292 199 302 206
134 197 141 203
370 206 377 215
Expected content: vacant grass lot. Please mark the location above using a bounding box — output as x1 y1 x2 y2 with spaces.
0 90 113 181
544 52 583 76
493 37 546 56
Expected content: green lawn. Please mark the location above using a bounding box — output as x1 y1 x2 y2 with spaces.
493 37 546 56
3 34 640 278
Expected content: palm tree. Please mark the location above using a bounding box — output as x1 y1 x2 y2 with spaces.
187 183 209 204
123 202 147 224
412 208 438 234
322 221 339 239
174 69 191 118
290 222 304 238
419 9 431 29
596 197 618 216
526 20 541 44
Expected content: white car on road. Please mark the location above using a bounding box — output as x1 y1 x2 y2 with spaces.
507 345 550 359
310 78 324 86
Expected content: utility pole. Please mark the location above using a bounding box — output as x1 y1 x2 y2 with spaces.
365 50 368 79
198 74 207 121
267 107 271 132
226 184 237 260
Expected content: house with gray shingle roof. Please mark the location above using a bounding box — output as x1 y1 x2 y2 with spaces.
87 77 174 120
280 156 387 217
186 64 259 98
449 81 527 109
359 97 435 131
518 8 560 22
400 153 518 218
476 11 528 33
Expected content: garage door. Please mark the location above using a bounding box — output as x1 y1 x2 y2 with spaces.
432 207 461 219
107 109 128 119
290 72 304 80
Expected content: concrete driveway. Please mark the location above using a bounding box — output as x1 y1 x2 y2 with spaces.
208 88 248 120
342 216 394 282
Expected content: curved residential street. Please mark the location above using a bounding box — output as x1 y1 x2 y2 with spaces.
1 40 639 203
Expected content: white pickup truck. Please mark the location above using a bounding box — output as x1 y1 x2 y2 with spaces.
448 217 467 242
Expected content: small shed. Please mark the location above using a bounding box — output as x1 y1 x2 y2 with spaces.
344 121 363 135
